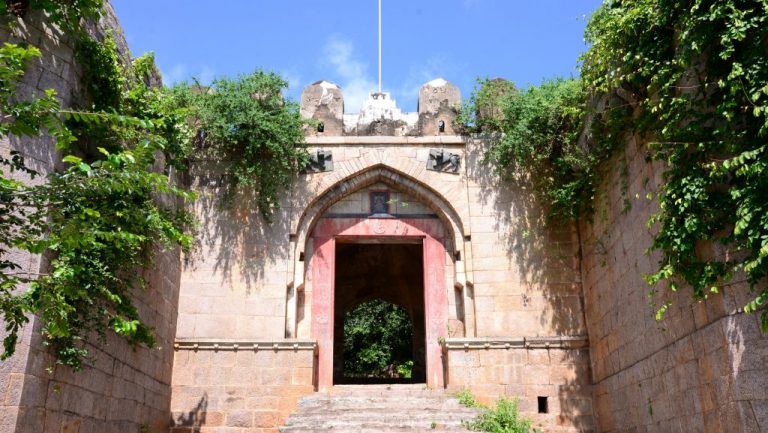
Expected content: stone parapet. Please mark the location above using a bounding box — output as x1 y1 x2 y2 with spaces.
443 336 589 351
174 339 316 352
304 135 466 146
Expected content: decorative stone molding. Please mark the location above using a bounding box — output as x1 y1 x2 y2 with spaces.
442 336 588 351
302 150 333 173
174 339 317 352
304 135 466 145
427 149 461 173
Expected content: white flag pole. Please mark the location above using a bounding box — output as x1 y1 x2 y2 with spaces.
378 0 382 93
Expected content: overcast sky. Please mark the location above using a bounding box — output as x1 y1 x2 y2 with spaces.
111 0 602 112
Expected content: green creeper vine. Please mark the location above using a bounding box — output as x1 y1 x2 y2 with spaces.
1 0 103 33
582 0 768 329
169 71 309 218
460 78 597 220
0 43 195 368
1 2 308 369
463 0 768 330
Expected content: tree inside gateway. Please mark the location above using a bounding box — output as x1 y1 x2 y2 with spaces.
343 299 414 379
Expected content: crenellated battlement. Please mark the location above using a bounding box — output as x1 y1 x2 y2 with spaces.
300 78 461 137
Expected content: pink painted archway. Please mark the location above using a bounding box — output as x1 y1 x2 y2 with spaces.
310 217 448 390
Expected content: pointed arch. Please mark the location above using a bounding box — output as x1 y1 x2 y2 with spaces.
291 163 466 261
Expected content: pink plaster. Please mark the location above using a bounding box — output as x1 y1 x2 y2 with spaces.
310 218 448 389
310 236 335 390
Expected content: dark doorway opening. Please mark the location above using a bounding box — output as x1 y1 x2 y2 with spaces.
333 241 426 384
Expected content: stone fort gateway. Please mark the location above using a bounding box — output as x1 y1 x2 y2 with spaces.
2 4 767 433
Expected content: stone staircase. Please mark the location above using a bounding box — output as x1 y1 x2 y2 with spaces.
280 384 481 433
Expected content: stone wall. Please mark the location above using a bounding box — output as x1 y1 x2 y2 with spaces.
173 128 596 431
463 137 587 340
445 342 594 433
580 137 768 432
169 345 315 433
0 4 184 433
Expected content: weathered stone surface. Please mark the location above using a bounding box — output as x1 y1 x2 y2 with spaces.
581 135 768 433
418 78 461 135
0 7 181 433
3 4 765 433
300 80 344 136
281 385 480 433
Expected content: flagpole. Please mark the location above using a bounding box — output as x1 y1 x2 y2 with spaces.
378 0 382 93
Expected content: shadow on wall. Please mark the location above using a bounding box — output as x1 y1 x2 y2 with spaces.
465 136 586 337
171 393 208 432
182 160 291 294
465 136 593 429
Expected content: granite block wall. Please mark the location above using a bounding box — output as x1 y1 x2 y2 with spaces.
580 136 768 433
446 344 595 433
169 348 315 433
0 4 184 432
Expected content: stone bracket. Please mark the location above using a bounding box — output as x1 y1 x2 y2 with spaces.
302 150 333 173
427 149 460 174
173 339 317 352
441 336 589 351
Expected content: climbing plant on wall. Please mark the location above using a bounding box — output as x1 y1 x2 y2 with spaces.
169 72 309 218
0 3 196 369
0 2 308 369
0 41 196 369
464 0 768 330
581 0 768 329
1 0 103 33
460 78 594 220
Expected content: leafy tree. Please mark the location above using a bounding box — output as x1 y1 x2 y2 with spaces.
343 299 414 378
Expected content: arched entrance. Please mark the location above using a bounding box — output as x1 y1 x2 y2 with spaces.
310 216 448 390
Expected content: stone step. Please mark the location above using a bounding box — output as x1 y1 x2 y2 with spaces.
279 426 469 433
287 407 478 416
284 419 470 429
296 397 467 409
280 385 479 433
285 411 477 426
281 423 473 433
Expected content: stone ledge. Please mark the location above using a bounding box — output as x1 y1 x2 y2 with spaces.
305 135 466 146
443 336 589 350
174 339 317 352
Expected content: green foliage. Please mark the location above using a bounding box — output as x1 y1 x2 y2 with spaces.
461 394 539 433
1 0 103 33
462 78 595 220
464 0 768 330
75 33 125 112
396 360 414 379
0 43 73 147
1 43 57 358
23 146 193 369
170 71 308 217
0 35 194 368
456 389 480 408
1 1 306 368
343 299 414 378
582 0 768 328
